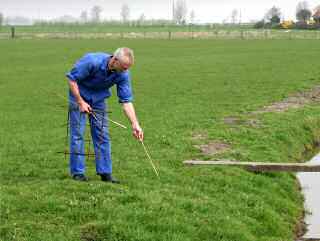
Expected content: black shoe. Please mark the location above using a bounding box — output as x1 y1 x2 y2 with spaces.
98 173 120 184
72 174 88 182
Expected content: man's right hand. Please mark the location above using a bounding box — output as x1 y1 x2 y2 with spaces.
78 100 92 113
68 80 92 113
132 122 144 141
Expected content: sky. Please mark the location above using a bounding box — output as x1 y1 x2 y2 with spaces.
1 0 319 23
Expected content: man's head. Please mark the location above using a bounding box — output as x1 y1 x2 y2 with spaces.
110 47 134 73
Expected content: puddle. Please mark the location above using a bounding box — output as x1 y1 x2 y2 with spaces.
297 153 320 239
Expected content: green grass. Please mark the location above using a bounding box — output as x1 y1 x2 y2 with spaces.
1 39 320 241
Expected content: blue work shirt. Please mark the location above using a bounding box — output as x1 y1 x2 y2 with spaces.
66 52 133 104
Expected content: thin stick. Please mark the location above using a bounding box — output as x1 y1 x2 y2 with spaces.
48 90 125 129
91 110 126 129
108 118 127 129
140 141 159 178
90 111 98 122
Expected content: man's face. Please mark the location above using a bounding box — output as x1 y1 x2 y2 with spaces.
113 57 130 73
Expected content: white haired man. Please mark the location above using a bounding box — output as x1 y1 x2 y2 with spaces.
66 47 143 183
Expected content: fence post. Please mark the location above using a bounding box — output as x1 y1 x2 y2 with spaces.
189 24 194 39
215 30 218 39
168 31 171 40
11 26 15 39
240 30 244 40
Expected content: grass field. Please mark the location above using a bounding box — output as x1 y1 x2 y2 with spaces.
1 39 320 241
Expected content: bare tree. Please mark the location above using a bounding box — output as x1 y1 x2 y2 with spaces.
173 0 187 24
0 12 3 26
120 4 130 23
55 15 78 23
190 9 195 24
313 5 320 23
265 6 281 24
80 11 88 23
138 13 145 25
296 1 312 23
91 5 103 23
231 9 238 24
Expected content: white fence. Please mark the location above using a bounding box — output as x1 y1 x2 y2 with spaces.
0 30 320 40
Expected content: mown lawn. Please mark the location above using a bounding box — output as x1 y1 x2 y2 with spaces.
0 39 320 241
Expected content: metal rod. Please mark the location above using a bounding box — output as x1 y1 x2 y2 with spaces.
90 111 98 122
65 109 70 161
57 151 96 157
87 116 91 162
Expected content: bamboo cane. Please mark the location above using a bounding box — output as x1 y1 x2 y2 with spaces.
140 140 159 178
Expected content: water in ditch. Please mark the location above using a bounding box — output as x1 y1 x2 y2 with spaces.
297 153 320 239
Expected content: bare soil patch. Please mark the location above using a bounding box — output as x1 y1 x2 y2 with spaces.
253 86 320 114
224 116 261 128
191 131 208 141
195 142 231 156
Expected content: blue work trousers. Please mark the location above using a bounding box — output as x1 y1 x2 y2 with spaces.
69 96 112 175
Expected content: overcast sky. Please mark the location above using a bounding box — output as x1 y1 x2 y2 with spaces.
1 0 319 23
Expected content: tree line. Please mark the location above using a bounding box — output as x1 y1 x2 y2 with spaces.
255 1 320 29
0 0 319 29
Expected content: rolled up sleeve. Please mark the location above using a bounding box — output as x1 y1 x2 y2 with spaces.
117 72 133 103
66 54 93 83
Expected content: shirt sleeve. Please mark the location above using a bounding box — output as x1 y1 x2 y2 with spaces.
116 71 133 103
66 54 93 83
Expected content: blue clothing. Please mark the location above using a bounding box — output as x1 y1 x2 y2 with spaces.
66 52 132 175
69 97 112 175
66 52 133 104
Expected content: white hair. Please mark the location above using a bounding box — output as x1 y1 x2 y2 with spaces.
114 47 134 66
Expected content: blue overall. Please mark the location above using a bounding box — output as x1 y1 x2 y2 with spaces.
66 52 133 175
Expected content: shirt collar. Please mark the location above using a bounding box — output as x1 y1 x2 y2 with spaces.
101 54 113 72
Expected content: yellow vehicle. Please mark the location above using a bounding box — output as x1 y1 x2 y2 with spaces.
280 20 294 29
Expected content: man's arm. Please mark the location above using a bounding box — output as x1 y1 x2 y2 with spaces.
68 80 92 113
122 102 144 141
66 54 94 113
